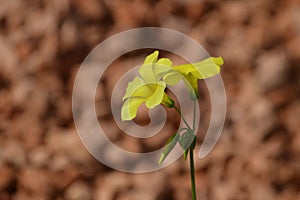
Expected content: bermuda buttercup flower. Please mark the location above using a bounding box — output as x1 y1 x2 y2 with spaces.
121 50 224 200
164 57 224 98
121 51 175 121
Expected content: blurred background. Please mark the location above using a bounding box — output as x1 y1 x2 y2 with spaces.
0 0 300 199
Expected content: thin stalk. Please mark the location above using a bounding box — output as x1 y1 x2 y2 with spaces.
174 106 192 131
174 103 197 199
190 99 197 199
193 99 196 131
190 147 196 200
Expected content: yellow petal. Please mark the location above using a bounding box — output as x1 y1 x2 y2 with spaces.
155 58 173 79
145 81 166 108
173 63 193 75
163 70 197 98
121 97 144 121
192 57 222 79
143 51 159 65
139 51 159 82
184 73 198 99
174 56 224 79
154 58 172 74
163 70 182 85
157 58 172 67
139 63 156 83
123 77 148 100
133 85 154 99
212 57 224 66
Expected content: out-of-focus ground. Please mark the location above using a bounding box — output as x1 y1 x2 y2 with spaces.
1 0 300 199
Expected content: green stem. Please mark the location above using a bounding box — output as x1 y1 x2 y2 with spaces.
174 102 197 199
191 99 197 199
190 147 197 200
174 106 192 131
193 100 196 131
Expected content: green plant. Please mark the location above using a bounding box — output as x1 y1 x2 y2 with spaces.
121 51 224 200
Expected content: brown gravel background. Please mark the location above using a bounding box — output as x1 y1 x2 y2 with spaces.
1 0 300 199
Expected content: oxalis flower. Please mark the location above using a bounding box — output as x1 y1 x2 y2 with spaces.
164 56 224 99
120 50 224 200
121 51 175 121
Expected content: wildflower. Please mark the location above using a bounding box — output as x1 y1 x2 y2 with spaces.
121 51 174 121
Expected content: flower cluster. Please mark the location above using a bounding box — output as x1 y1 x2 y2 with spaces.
121 51 224 121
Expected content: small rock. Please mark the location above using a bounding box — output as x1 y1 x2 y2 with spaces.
60 20 78 51
46 129 92 164
255 50 287 91
28 146 49 167
2 139 26 167
0 36 18 79
247 98 275 136
49 166 79 190
25 8 57 37
119 190 156 200
132 172 165 194
64 181 92 200
94 172 130 200
19 168 50 195
50 154 70 172
249 182 276 200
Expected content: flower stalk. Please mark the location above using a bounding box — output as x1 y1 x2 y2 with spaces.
190 147 196 200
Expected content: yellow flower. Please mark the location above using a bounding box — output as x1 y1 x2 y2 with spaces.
121 51 224 120
121 51 174 121
164 57 224 98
